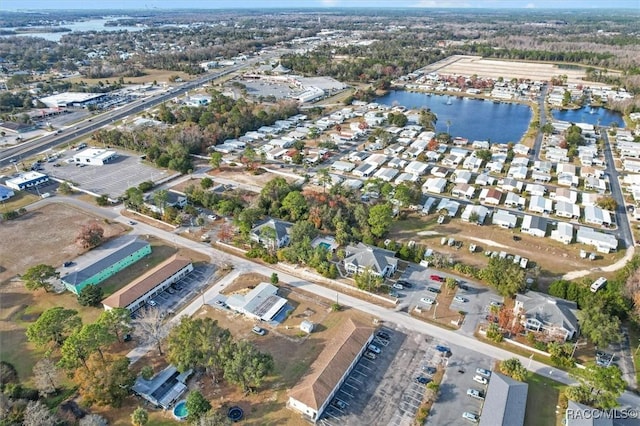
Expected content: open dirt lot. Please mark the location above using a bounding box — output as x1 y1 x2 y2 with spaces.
389 213 624 279
0 203 128 284
423 55 617 87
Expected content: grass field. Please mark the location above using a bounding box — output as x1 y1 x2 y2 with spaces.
524 373 566 426
64 69 191 86
0 191 39 212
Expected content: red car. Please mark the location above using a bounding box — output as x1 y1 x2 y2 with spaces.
430 274 444 282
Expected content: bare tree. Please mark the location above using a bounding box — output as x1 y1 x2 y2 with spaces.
79 414 109 426
625 269 640 321
23 401 57 426
33 357 60 397
134 307 170 356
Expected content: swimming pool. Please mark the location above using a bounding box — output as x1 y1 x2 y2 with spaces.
318 242 331 250
173 400 188 420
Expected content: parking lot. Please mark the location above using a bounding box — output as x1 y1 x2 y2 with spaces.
132 263 216 318
39 149 173 198
425 344 495 426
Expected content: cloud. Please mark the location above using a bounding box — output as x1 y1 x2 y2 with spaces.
320 0 340 5
525 2 536 7
412 0 472 7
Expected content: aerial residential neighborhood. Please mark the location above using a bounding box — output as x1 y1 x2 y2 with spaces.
0 2 639 426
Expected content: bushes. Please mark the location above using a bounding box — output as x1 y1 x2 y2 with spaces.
486 323 504 343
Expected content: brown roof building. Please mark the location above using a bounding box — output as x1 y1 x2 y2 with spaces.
288 318 374 422
102 255 193 312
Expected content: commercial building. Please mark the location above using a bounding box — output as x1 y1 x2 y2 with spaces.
61 237 152 295
73 148 118 166
0 185 15 201
5 171 49 191
515 291 579 342
288 318 374 422
102 255 193 312
478 372 528 426
38 92 107 108
226 282 289 322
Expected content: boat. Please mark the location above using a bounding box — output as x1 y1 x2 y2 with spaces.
589 108 596 114
446 97 452 105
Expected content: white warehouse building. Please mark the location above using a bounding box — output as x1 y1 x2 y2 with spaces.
73 148 118 166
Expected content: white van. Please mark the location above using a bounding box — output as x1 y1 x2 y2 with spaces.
40 192 51 199
590 277 607 293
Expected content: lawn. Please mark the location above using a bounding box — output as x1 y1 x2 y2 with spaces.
0 191 39 212
524 373 566 426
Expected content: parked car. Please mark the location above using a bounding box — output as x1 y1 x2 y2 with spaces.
252 326 266 336
458 283 469 291
392 283 404 290
332 399 347 410
363 351 377 361
475 368 492 378
415 376 430 385
467 388 484 400
453 296 467 303
128 220 136 225
397 280 412 288
63 261 73 267
214 300 226 307
430 274 444 282
490 301 503 308
420 297 435 305
427 286 441 293
148 300 157 307
435 345 451 355
422 366 437 375
473 375 488 385
367 344 381 354
462 412 479 423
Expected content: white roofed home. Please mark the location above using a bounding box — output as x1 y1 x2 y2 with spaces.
525 183 547 197
423 177 447 194
343 243 398 277
504 192 526 209
499 178 523 193
584 205 612 226
404 160 428 176
551 222 574 244
492 210 518 229
453 170 472 184
373 167 398 182
508 165 528 180
226 282 289 322
436 198 460 217
451 183 475 200
476 173 496 187
553 188 578 204
461 205 489 224
554 201 580 219
250 218 293 249
528 196 552 214
576 227 618 253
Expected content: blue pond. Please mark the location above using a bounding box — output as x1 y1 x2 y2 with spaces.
173 400 188 420
375 90 532 144
551 106 624 128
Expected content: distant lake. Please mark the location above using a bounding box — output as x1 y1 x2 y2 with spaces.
551 106 625 128
375 91 532 144
3 17 145 42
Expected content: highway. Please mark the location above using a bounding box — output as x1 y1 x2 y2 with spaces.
0 57 264 168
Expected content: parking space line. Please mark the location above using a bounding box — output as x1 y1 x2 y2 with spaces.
325 412 341 421
348 376 363 384
353 369 367 377
358 362 372 371
341 385 356 395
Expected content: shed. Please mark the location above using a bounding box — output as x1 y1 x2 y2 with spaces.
300 321 315 334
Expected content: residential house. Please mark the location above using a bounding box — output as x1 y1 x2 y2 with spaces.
546 147 570 163
551 222 574 244
581 192 602 207
423 177 447 194
422 197 437 215
436 198 460 217
511 157 530 168
352 162 377 178
504 192 526 209
343 243 398 277
453 170 472 185
554 201 580 219
533 160 553 174
365 154 388 168
282 149 299 163
384 143 405 156
525 183 547 197
576 227 618 253
580 166 603 180
349 151 369 163
331 161 355 173
394 172 419 185
528 196 553 214
0 185 15 201
492 210 518 229
584 176 607 193
472 140 490 150
250 218 293 249
513 144 529 156
430 167 449 178
553 188 578 204
479 188 503 206
521 215 548 237
475 173 496 187
499 178 523 193
387 157 407 169
462 155 483 172
132 365 192 409
461 205 489 224
373 167 398 182
442 154 464 168
452 183 476 200
584 205 612 226
514 291 579 342
623 158 640 173
532 171 552 183
226 282 289 322
404 161 428 176
508 165 528 180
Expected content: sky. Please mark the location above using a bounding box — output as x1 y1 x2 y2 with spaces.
1 0 638 10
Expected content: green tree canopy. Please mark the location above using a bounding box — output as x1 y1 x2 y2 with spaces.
280 191 308 221
186 390 212 422
576 301 622 348
499 358 528 381
131 407 149 426
567 364 625 409
367 203 394 238
223 340 274 392
77 285 104 307
97 308 133 343
26 307 82 350
22 264 59 293
479 257 526 297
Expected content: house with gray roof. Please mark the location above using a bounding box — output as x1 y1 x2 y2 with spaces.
515 291 579 342
132 365 192 409
478 372 528 426
250 218 293 249
576 227 618 253
343 243 397 278
492 210 518 229
551 222 574 245
521 215 548 238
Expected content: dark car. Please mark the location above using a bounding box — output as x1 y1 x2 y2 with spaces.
435 345 451 356
427 286 441 293
422 366 437 375
415 376 431 385
376 331 391 340
63 261 73 267
458 283 469 291
397 280 412 288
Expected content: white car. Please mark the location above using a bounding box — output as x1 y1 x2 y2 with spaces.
475 368 492 378
462 412 479 423
148 300 157 307
420 297 435 305
367 344 381 354
453 296 467 303
473 375 488 385
466 388 484 400
392 283 404 290
252 326 266 336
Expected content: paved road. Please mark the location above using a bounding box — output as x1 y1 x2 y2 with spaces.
530 83 549 161
27 196 640 409
601 130 634 248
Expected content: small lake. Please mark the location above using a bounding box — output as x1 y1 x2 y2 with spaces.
375 91 532 144
551 106 625 128
3 17 145 42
